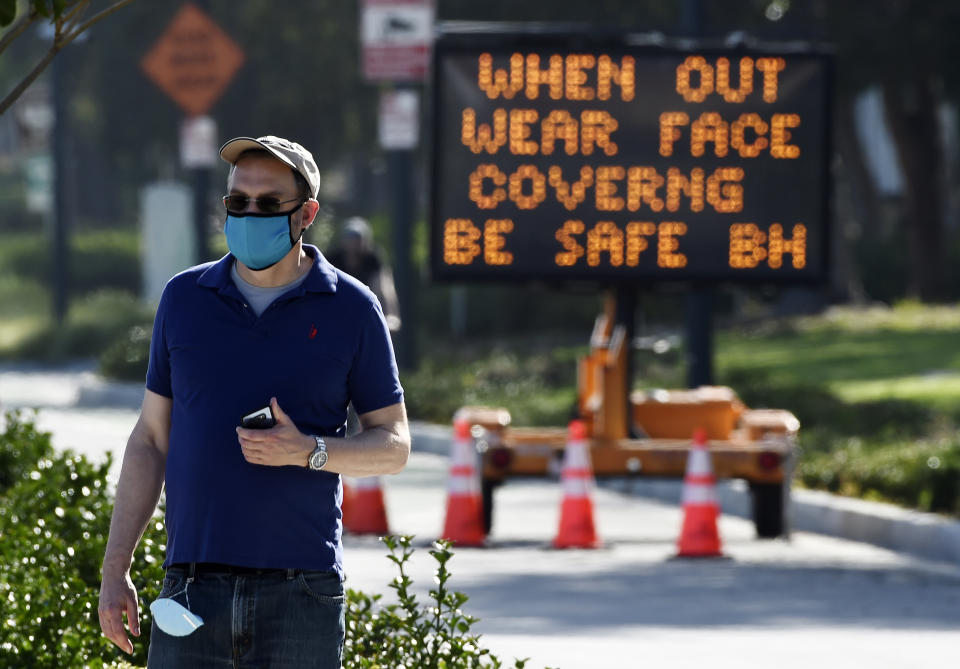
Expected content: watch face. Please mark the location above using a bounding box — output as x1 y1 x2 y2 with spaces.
309 447 328 470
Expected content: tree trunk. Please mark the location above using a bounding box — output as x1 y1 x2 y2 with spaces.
882 74 947 301
832 93 873 304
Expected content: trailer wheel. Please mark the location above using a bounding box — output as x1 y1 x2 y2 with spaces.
481 478 497 535
750 482 785 538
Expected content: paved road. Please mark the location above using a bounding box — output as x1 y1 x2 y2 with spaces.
346 453 960 669
2 364 959 668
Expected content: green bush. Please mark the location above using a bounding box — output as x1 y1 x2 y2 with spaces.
402 346 581 426
413 283 601 344
0 411 166 668
798 436 960 514
721 368 935 440
2 231 141 297
0 409 51 490
99 325 152 382
345 535 552 669
14 290 153 361
0 413 551 668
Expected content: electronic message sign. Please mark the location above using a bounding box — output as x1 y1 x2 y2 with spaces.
429 32 832 283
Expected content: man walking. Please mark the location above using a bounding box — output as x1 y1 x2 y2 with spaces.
98 135 409 668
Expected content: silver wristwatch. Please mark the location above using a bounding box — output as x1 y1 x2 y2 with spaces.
307 435 328 471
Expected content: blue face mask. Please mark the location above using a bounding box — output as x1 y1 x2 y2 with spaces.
225 202 305 271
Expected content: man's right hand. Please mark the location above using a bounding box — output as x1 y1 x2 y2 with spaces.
98 390 170 655
98 570 141 655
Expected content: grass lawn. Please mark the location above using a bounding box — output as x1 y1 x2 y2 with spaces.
0 275 50 356
0 274 152 361
716 303 960 412
711 303 960 515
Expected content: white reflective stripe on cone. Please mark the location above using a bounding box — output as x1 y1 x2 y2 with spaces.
686 448 714 476
563 441 592 469
453 439 477 466
682 482 719 505
562 476 593 497
447 475 480 495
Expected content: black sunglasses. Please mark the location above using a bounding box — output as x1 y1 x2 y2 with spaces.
222 195 305 214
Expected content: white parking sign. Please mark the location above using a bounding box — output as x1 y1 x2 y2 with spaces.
361 0 434 81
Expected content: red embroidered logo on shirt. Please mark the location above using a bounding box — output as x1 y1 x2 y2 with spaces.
308 324 318 339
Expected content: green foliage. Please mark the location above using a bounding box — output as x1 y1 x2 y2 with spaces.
345 535 550 669
722 368 936 441
98 324 151 382
32 0 52 19
0 413 549 668
0 409 52 489
14 289 153 360
413 283 601 345
853 223 910 305
0 1 16 27
2 230 142 297
715 303 960 517
402 345 581 426
0 410 166 668
727 367 960 515
0 1 130 33
0 0 66 27
715 304 960 411
798 436 960 515
0 277 48 357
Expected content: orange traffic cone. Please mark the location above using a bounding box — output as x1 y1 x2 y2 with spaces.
553 419 601 549
441 419 486 547
676 427 724 557
343 476 390 535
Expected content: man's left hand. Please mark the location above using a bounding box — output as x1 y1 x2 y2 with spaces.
236 397 313 467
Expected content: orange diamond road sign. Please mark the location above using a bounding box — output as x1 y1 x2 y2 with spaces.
141 3 245 116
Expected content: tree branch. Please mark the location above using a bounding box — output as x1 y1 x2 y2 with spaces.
62 0 138 45
0 7 39 59
61 0 92 27
0 46 58 117
0 0 140 115
60 0 92 32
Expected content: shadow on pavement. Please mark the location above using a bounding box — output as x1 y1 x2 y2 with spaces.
459 560 960 633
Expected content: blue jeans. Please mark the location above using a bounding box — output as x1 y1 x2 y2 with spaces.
146 564 345 669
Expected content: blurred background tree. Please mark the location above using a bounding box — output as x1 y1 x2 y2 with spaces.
0 0 140 115
1 0 959 363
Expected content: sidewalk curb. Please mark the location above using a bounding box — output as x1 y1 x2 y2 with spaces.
0 360 143 411
791 488 960 564
410 422 960 566
75 376 144 409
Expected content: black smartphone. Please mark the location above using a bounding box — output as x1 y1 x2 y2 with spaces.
241 406 275 429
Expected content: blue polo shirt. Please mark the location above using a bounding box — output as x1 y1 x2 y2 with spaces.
146 245 403 576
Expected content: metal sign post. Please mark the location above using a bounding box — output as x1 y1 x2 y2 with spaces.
141 2 245 265
361 0 434 370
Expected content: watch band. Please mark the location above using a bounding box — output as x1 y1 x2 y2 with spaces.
308 435 328 471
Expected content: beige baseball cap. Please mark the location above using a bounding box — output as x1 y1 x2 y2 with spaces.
219 135 320 198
